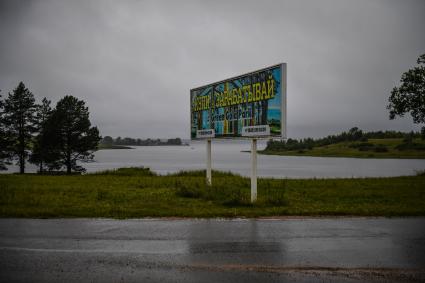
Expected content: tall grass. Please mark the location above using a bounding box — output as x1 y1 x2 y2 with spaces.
1 167 424 218
174 174 287 206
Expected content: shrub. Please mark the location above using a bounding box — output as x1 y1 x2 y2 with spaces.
374 145 388 152
396 143 425 151
358 145 374 151
349 142 388 153
348 142 373 149
175 181 202 198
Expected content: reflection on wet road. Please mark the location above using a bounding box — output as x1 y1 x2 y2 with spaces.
0 218 424 282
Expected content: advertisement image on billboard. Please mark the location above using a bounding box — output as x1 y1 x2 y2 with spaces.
191 63 286 139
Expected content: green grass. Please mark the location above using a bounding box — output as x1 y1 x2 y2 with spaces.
261 138 425 159
1 167 425 218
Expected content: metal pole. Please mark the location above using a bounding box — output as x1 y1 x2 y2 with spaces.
251 138 257 202
206 139 212 185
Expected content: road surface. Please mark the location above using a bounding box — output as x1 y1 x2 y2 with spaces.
0 218 424 282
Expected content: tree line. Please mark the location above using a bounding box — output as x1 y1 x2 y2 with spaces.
266 127 425 152
101 136 182 146
0 82 101 174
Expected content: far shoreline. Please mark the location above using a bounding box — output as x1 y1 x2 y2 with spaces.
98 144 189 150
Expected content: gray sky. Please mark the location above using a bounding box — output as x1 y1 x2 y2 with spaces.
1 0 424 139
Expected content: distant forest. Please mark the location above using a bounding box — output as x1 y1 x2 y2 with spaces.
101 136 183 146
266 127 425 152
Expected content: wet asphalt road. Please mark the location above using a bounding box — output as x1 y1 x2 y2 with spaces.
0 218 424 283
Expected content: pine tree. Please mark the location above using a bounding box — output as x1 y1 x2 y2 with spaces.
44 95 101 174
0 92 12 171
29 98 52 173
2 82 38 173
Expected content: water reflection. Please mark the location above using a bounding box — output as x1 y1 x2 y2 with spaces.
185 220 286 266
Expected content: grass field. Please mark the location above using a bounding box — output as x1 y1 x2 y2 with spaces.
1 168 424 218
261 138 425 159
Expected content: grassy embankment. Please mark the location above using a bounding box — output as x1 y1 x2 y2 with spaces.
1 168 424 218
261 138 425 159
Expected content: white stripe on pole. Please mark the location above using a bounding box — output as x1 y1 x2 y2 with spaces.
206 139 212 185
251 138 257 202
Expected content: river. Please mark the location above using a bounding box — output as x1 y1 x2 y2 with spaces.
4 140 425 178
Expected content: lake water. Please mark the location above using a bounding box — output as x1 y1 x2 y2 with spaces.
5 140 425 178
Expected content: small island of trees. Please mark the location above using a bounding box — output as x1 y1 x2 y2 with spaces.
100 136 183 148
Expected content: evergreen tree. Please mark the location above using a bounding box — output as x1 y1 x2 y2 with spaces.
29 98 52 173
44 95 101 174
0 92 12 170
2 82 38 173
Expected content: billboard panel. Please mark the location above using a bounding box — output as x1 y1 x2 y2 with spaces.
191 63 286 139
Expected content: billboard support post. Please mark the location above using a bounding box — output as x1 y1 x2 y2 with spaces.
251 138 257 203
206 139 212 185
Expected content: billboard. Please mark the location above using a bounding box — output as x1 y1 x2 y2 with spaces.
191 63 286 139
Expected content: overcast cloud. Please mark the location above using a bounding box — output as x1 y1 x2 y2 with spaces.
1 0 424 138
